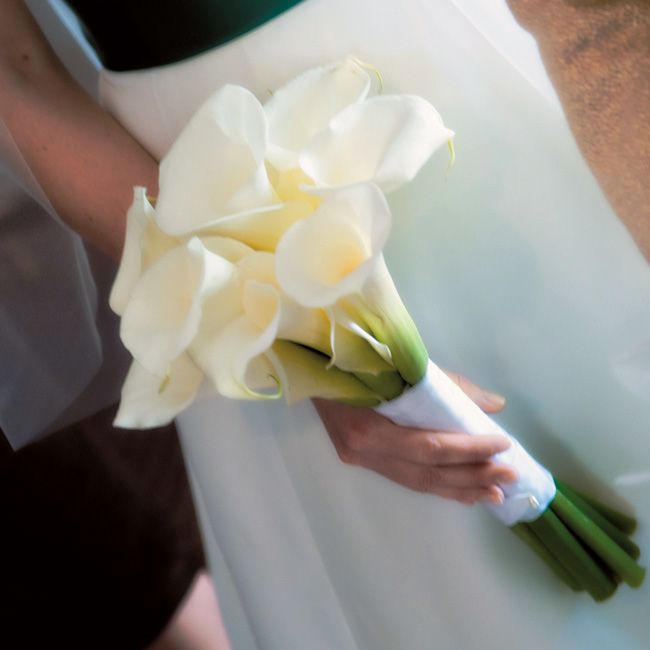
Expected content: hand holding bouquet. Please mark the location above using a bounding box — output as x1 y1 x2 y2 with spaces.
110 59 644 601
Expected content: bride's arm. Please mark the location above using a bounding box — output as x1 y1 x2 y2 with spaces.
0 0 515 506
507 0 650 261
0 0 158 259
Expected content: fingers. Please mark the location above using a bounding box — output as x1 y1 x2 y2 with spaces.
371 426 512 467
317 401 511 467
313 396 517 507
443 369 506 413
333 441 511 505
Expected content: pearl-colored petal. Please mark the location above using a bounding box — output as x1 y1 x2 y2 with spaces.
156 85 277 235
110 187 150 315
276 184 391 307
114 355 203 429
265 58 372 170
121 238 234 376
199 201 312 251
195 282 282 399
301 95 454 192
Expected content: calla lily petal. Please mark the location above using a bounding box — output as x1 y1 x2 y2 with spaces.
110 188 177 315
199 201 313 251
276 184 391 307
300 95 454 192
265 58 372 170
195 281 282 399
200 235 255 263
114 355 203 429
268 340 381 406
121 238 234 376
156 85 277 235
110 187 150 316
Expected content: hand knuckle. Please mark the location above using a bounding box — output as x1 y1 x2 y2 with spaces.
336 443 358 466
423 434 444 461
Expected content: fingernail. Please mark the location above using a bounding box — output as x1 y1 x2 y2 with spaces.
481 391 506 409
491 488 504 505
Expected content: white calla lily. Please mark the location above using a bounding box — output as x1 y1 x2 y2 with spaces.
194 280 282 399
156 85 278 235
265 58 373 171
110 187 177 315
300 95 454 193
275 183 391 307
121 237 234 376
114 354 204 429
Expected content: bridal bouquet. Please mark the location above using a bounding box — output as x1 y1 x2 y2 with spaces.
110 58 644 601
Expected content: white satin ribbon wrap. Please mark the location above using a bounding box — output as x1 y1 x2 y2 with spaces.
375 360 556 525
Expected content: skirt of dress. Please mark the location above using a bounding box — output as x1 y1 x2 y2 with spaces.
100 1 650 648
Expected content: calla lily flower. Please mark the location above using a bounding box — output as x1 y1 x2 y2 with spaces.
275 182 427 385
156 85 279 236
300 94 454 193
114 354 204 429
265 58 373 171
275 183 392 307
120 237 234 376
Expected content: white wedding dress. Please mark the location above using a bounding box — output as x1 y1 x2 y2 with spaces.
94 0 650 647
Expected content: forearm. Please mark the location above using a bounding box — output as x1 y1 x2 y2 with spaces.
507 0 650 261
0 0 158 260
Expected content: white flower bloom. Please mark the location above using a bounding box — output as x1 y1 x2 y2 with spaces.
194 279 283 399
120 237 234 376
114 355 204 429
156 85 279 235
265 58 372 171
300 94 454 193
192 248 333 399
275 183 392 307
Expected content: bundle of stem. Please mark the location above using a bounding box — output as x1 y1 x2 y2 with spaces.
512 479 644 601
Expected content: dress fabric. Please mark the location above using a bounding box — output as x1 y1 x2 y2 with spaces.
99 1 650 648
0 0 130 448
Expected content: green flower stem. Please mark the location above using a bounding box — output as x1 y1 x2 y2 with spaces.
528 508 617 601
511 523 583 592
555 480 640 560
551 491 646 589
565 484 637 535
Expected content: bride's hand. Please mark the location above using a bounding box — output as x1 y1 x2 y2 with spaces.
312 372 516 505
